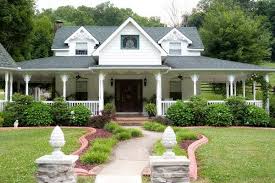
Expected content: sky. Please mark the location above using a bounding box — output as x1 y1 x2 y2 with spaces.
35 0 200 24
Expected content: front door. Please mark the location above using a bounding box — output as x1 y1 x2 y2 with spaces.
115 80 143 112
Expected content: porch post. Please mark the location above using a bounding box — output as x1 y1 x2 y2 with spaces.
61 75 68 100
98 72 105 113
4 72 9 101
242 79 246 98
191 74 199 96
155 73 162 116
228 75 235 97
234 81 237 96
9 73 13 101
253 81 256 101
24 74 31 96
226 82 229 98
264 74 269 114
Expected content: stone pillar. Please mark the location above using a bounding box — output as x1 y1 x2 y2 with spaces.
265 74 270 114
98 72 105 113
4 72 9 101
191 74 199 96
155 73 162 116
9 73 13 101
150 127 190 183
61 75 68 100
24 74 31 96
35 126 78 183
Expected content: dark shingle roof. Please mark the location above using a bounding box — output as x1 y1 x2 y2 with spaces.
164 56 272 71
52 26 204 50
0 43 17 68
18 56 96 69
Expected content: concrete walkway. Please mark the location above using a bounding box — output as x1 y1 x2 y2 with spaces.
95 128 162 183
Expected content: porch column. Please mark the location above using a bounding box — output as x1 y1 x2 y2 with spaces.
226 82 229 98
155 73 162 116
253 81 256 101
228 75 235 97
265 74 270 113
4 72 9 101
61 75 68 100
98 72 105 113
9 73 13 101
191 74 199 96
234 81 237 96
242 79 246 98
24 74 31 96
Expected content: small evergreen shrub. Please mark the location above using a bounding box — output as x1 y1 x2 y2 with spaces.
189 96 208 125
104 122 120 133
24 102 52 126
88 113 111 128
145 103 156 117
0 116 3 127
226 96 247 125
129 128 143 137
244 105 270 127
104 103 116 119
81 151 109 164
206 104 233 126
143 121 166 132
166 101 194 126
70 105 90 126
51 97 70 126
115 131 132 141
152 116 173 126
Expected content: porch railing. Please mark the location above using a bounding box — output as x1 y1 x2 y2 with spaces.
161 100 263 116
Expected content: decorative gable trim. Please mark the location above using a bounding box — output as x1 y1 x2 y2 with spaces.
93 17 167 56
158 28 193 44
64 26 99 44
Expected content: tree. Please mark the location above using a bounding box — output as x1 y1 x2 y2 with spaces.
200 3 272 64
0 0 35 61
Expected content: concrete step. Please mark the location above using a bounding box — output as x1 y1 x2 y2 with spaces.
114 117 149 126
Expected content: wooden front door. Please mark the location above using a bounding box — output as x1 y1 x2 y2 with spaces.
115 80 143 112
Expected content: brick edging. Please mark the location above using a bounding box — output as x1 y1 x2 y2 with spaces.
188 135 208 181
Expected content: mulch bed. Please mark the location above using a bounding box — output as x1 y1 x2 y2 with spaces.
75 129 112 170
180 135 203 151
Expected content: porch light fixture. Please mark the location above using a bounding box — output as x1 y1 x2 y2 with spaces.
178 75 183 80
144 78 147 86
110 78 114 86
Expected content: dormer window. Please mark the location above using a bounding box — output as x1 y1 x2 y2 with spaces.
169 42 182 56
121 35 139 49
75 42 88 55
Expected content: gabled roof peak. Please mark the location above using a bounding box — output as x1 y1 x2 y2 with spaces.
64 26 99 44
158 28 193 44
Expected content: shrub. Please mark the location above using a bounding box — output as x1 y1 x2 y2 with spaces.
206 104 233 126
81 151 109 164
269 95 275 119
51 97 70 126
115 131 132 141
145 103 156 117
113 127 127 134
176 129 197 142
24 102 53 126
151 116 173 126
88 113 111 129
0 116 3 127
225 96 247 125
129 128 143 137
104 103 116 118
189 96 208 125
104 122 120 133
70 105 90 126
166 101 194 126
143 121 166 132
244 105 270 127
3 93 33 127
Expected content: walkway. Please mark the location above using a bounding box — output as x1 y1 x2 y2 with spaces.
95 128 162 183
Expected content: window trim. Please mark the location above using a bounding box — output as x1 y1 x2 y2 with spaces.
121 35 140 50
169 41 182 56
75 42 88 56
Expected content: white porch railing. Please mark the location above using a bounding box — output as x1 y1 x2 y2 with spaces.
161 100 263 116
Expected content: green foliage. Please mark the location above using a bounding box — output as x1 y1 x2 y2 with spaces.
143 121 166 132
200 3 272 64
24 102 52 126
189 96 208 125
225 96 247 125
81 151 109 164
104 103 116 114
115 131 132 141
0 116 3 127
129 128 143 137
166 101 194 126
104 122 120 133
176 130 198 142
244 105 270 127
70 105 90 126
3 93 34 127
270 95 275 119
144 103 156 117
88 113 111 129
51 97 70 126
151 116 173 126
153 140 187 156
206 104 233 126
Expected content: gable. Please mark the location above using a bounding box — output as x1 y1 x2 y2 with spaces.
64 26 99 45
158 28 192 44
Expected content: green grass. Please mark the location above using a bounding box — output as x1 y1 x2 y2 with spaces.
0 128 85 183
143 121 166 132
192 128 275 183
153 140 187 156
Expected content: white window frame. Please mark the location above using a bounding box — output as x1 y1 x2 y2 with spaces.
75 42 88 56
169 41 182 56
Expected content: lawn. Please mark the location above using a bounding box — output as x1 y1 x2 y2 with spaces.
192 128 275 183
0 128 85 183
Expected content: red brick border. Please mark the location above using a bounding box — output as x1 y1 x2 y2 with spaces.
188 135 208 181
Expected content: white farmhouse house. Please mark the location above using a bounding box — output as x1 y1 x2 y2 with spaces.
0 17 274 116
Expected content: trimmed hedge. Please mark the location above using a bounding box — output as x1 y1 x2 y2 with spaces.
206 104 233 126
225 96 246 125
69 105 90 126
24 102 53 126
51 97 70 126
244 105 270 127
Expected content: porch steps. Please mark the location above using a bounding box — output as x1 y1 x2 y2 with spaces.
114 116 149 126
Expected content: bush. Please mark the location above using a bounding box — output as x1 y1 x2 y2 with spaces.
3 93 33 127
24 102 53 126
129 128 143 137
151 116 173 126
226 96 247 125
88 113 111 129
70 105 90 126
206 104 233 126
189 96 208 125
0 116 3 127
176 129 197 142
269 95 275 119
166 101 194 126
104 122 120 133
145 103 156 117
104 103 116 118
51 97 70 126
115 131 132 141
244 105 270 127
81 151 109 164
143 121 166 132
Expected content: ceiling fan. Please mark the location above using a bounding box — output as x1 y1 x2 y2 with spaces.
76 74 88 80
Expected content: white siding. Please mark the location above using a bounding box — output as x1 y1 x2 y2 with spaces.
161 40 201 56
99 23 162 65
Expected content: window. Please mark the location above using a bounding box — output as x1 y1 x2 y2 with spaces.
121 35 139 49
169 42 182 55
75 42 88 55
76 80 88 100
169 81 182 100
